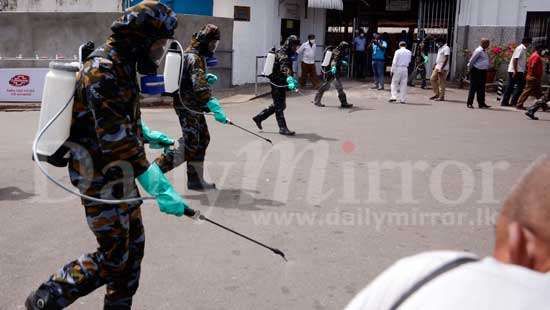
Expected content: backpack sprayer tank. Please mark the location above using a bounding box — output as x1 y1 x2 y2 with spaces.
164 42 182 94
262 50 276 76
34 62 79 164
322 51 333 67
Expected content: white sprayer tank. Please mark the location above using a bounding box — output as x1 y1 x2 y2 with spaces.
322 51 333 67
164 46 182 93
36 62 79 157
262 52 276 76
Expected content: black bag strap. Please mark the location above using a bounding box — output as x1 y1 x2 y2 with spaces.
389 256 479 310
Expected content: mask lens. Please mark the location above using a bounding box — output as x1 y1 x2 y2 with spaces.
150 39 170 65
209 40 220 54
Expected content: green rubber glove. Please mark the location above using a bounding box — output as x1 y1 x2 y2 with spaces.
206 73 219 86
137 163 189 217
330 66 337 75
286 76 298 91
140 121 175 150
207 97 228 124
341 60 349 67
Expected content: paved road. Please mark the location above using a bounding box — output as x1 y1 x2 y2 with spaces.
0 82 548 309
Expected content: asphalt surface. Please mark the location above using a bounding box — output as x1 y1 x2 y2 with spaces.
0 81 549 309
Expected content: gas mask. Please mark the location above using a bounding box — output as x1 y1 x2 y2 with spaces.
137 38 171 76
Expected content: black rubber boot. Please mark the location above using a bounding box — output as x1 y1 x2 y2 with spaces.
276 113 295 136
25 286 57 310
252 107 274 130
339 94 353 109
525 111 539 120
187 162 216 191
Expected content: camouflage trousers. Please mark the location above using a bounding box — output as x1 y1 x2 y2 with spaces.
314 75 348 106
39 198 145 309
155 106 210 174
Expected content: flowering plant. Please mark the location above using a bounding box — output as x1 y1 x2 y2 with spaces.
489 45 507 70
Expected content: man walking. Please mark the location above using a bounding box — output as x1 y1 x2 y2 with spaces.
353 31 368 79
408 38 428 88
371 33 387 90
501 37 531 107
389 41 412 104
516 45 545 110
313 41 353 108
430 37 451 101
466 38 492 109
297 34 320 89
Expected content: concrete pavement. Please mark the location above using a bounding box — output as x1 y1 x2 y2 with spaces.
0 82 548 309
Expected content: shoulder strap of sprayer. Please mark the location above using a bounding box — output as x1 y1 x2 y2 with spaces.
389 256 479 310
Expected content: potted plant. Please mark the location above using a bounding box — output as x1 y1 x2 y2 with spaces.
488 45 508 82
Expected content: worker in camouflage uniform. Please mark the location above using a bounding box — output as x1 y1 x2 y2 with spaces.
25 2 194 309
313 41 353 108
252 35 300 136
155 24 228 191
408 38 429 88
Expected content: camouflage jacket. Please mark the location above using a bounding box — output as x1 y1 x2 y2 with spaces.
68 42 149 191
268 47 293 85
174 48 212 112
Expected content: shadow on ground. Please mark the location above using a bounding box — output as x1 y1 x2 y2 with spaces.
0 187 34 201
185 188 285 211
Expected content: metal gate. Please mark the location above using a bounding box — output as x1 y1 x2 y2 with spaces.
417 0 459 77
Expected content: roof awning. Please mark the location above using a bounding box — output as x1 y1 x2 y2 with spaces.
307 0 344 10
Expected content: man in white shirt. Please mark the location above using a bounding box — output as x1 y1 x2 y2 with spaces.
501 37 532 106
389 41 412 104
297 34 320 89
429 37 451 101
346 155 550 310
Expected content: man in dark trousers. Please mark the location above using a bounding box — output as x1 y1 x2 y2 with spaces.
313 41 353 108
501 37 531 106
155 24 228 191
25 2 191 309
466 38 492 109
252 35 300 136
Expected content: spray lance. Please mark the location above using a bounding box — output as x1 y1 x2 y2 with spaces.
32 44 286 261
164 41 272 144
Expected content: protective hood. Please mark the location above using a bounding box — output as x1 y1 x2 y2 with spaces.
187 24 221 57
108 0 178 75
282 35 301 55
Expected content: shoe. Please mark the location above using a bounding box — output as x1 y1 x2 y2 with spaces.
479 104 491 109
340 103 354 109
516 105 527 110
429 95 438 100
279 127 296 136
377 87 384 91
388 99 397 103
313 102 326 107
434 97 445 102
25 287 56 310
371 85 379 89
467 104 474 109
252 116 263 130
187 162 216 191
400 101 406 104
525 112 539 120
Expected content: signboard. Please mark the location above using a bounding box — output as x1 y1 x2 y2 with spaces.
0 68 49 102
386 0 411 11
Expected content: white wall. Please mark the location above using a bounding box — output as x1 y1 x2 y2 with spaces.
14 0 122 12
527 0 550 12
458 0 528 27
230 0 326 85
213 0 233 18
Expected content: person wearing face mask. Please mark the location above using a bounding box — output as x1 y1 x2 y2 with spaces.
252 35 300 136
313 41 353 108
430 37 451 101
353 31 368 79
25 2 193 309
155 24 227 191
296 34 320 89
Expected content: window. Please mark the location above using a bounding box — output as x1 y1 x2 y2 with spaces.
234 6 251 22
